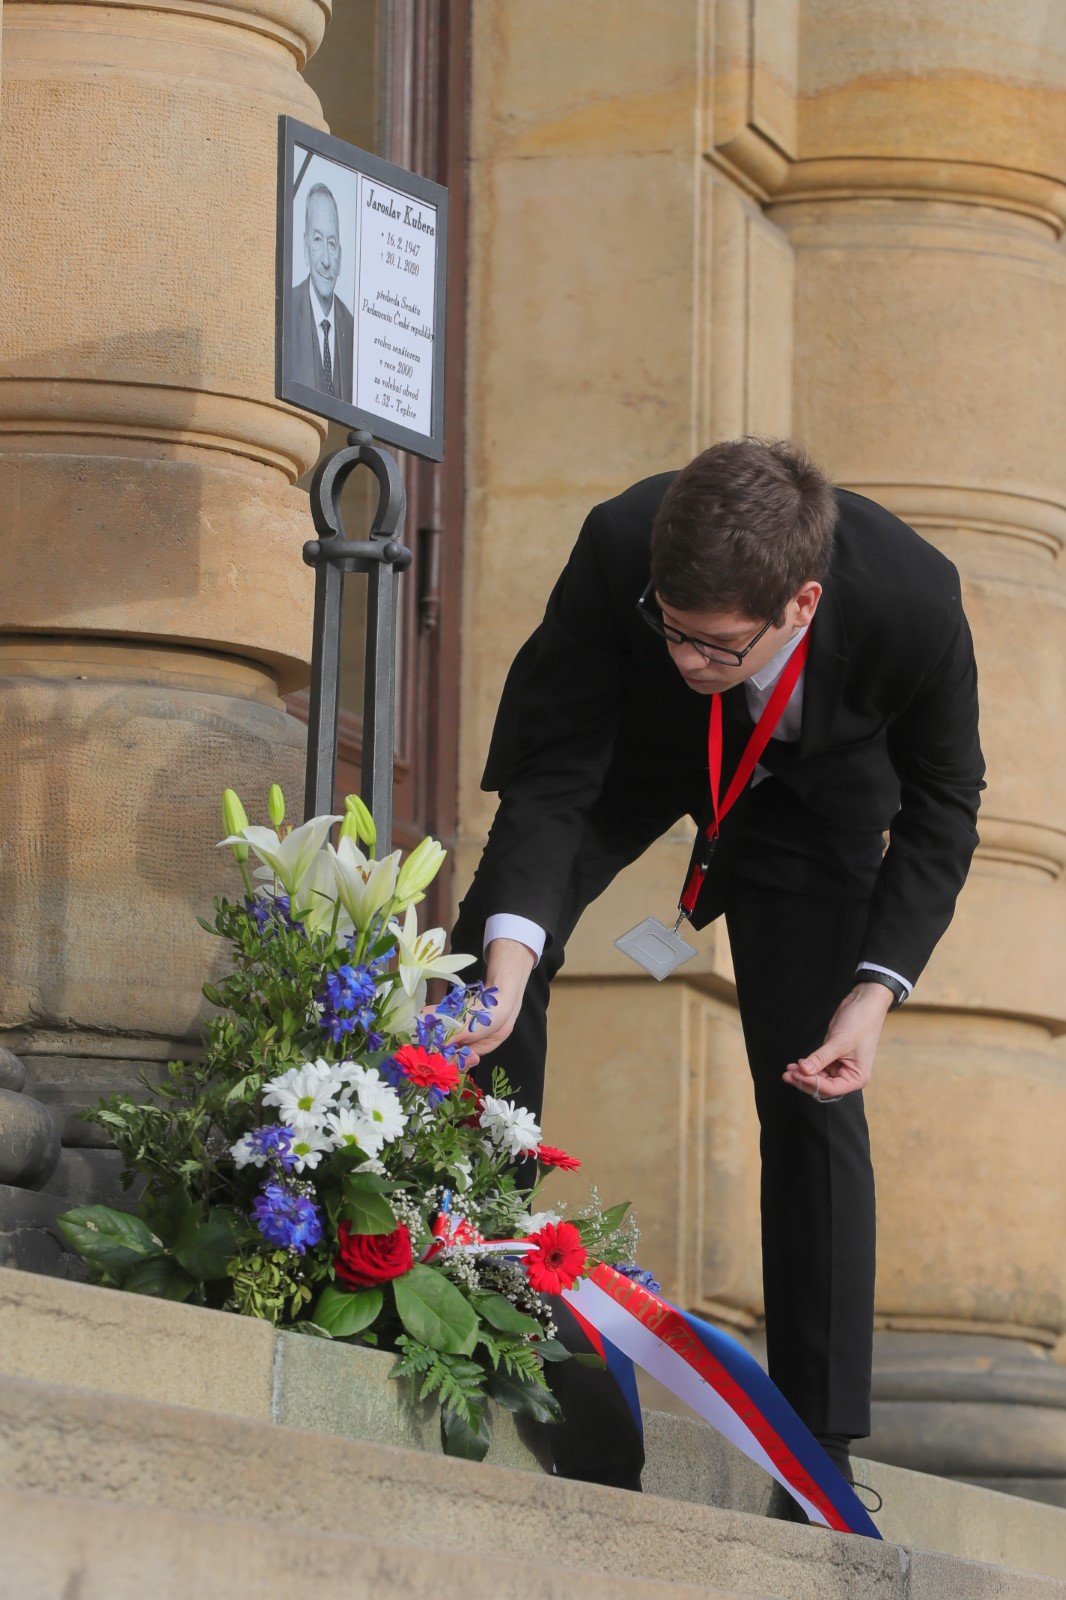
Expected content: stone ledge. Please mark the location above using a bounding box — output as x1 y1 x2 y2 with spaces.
2 1266 1065 1581
1 1486 753 1600
3 1372 1062 1600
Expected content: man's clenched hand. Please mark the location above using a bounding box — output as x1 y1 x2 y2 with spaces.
782 981 893 1101
451 937 536 1066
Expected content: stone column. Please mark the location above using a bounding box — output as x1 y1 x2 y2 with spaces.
0 2 330 1211
764 1 1066 1502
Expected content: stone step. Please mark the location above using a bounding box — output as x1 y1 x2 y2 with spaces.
1 1371 1062 1600
3 1265 1065 1580
0 1485 756 1600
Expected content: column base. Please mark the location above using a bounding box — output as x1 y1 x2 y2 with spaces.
867 1330 1066 1508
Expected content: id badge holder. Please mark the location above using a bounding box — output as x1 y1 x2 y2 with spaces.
614 914 696 980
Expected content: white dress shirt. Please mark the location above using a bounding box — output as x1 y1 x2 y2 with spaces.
484 622 912 998
310 280 336 377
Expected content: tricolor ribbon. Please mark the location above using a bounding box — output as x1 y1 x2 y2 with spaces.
563 1263 881 1538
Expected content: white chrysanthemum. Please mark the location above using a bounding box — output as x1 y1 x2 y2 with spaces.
449 1156 473 1193
334 1059 383 1088
262 1060 339 1126
230 1133 258 1169
325 1105 386 1158
287 1123 332 1173
332 1061 383 1106
516 1209 562 1235
479 1095 542 1159
355 1078 405 1146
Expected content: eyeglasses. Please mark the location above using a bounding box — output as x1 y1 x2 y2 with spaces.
636 582 776 667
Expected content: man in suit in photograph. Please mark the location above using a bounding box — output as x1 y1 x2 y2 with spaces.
450 436 984 1506
290 181 354 404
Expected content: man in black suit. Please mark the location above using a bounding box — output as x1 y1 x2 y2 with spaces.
290 182 355 403
450 437 984 1498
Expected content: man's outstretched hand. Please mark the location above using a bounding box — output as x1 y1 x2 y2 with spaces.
451 937 536 1066
782 982 894 1101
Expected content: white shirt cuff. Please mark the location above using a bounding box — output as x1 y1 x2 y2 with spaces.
484 913 546 966
856 961 913 1000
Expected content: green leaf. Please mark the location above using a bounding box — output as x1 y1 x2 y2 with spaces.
441 1400 492 1462
201 982 225 1007
474 1292 540 1338
146 1187 197 1251
56 1206 163 1272
487 1371 563 1423
342 1177 397 1237
313 1284 383 1339
531 1338 572 1363
346 1172 400 1193
123 1255 196 1302
174 1208 241 1280
599 1201 632 1233
392 1264 478 1355
569 1350 606 1369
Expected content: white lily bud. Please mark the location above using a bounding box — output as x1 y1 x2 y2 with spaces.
343 793 377 855
221 789 249 863
395 836 446 904
268 783 286 829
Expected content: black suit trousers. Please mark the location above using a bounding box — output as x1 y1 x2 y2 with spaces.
451 779 877 1485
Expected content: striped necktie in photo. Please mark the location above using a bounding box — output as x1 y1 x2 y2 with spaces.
321 319 334 396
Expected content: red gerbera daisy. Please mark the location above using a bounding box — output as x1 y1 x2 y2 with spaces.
523 1220 587 1294
392 1044 459 1095
536 1143 581 1172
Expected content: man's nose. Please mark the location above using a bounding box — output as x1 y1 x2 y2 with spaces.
670 640 705 673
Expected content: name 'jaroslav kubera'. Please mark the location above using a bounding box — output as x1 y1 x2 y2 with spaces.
365 187 436 236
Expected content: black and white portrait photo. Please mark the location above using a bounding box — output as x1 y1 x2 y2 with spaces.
277 119 448 459
290 169 356 403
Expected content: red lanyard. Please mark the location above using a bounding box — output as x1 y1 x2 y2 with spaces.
678 632 811 919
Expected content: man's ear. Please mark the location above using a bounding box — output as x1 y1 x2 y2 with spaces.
792 580 822 628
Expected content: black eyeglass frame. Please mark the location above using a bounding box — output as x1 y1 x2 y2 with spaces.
636 582 777 667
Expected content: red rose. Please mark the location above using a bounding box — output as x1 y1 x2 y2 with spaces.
523 1220 587 1295
393 1044 459 1095
457 1073 485 1126
334 1221 413 1288
536 1143 582 1172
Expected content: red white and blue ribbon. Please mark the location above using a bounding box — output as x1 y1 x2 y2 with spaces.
563 1263 881 1538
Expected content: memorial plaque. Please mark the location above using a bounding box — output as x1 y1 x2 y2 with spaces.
276 116 448 461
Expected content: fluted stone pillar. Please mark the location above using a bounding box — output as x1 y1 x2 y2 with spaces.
763 1 1066 1502
0 3 331 1201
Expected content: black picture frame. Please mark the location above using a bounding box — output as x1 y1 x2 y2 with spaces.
275 115 448 462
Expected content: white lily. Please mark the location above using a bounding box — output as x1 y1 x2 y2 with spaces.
329 836 401 931
377 976 426 1038
390 902 476 997
217 813 342 899
394 836 447 909
291 849 351 937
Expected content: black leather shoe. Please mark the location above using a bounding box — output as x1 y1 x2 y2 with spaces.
765 1440 854 1525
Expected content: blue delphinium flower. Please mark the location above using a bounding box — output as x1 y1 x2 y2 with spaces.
435 985 467 1020
615 1262 661 1293
246 893 302 937
470 985 499 1030
317 961 379 1043
247 1125 297 1171
251 1181 323 1254
378 1055 405 1090
416 1012 448 1052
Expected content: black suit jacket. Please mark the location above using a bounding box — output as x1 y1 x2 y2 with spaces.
290 277 355 402
476 474 985 985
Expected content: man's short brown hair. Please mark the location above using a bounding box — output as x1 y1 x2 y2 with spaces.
650 437 837 624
